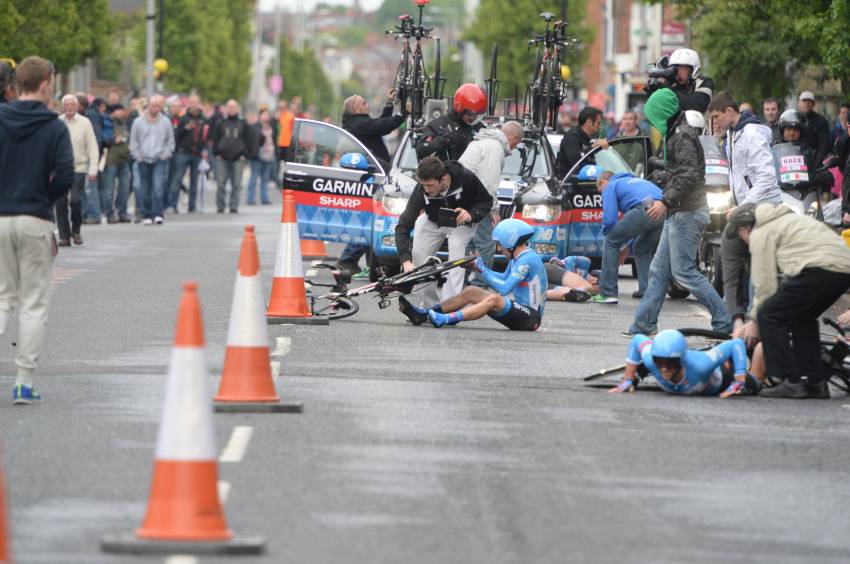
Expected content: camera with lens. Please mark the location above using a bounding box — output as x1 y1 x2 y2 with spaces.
645 56 675 94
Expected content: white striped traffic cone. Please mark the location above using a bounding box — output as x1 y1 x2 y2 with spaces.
214 226 302 413
101 282 264 555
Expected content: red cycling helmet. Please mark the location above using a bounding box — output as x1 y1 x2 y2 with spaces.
452 83 487 116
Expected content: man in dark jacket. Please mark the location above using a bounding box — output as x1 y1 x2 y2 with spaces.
627 88 731 336
102 105 133 223
212 99 250 213
168 95 207 212
395 156 493 308
0 56 74 404
797 91 831 166
556 106 607 178
415 83 486 162
341 88 403 167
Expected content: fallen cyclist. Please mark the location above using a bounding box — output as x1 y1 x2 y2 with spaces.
398 219 547 331
609 329 763 398
545 255 596 302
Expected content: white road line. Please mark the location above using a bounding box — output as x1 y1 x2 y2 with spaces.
271 361 281 378
306 268 318 277
219 426 254 463
311 260 322 266
164 556 198 564
218 480 231 504
272 336 291 357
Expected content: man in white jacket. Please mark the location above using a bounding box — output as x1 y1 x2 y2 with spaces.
458 121 524 278
708 92 781 332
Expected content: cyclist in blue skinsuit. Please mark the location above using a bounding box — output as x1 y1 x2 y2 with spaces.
609 329 761 398
546 255 597 302
398 219 547 330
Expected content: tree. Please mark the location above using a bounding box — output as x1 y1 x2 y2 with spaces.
464 0 594 96
278 39 336 118
0 0 110 72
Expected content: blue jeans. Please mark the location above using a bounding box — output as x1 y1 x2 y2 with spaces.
339 243 370 267
168 153 200 212
102 161 131 218
83 175 102 220
246 159 274 204
137 160 168 219
599 205 663 297
629 208 731 334
466 215 496 287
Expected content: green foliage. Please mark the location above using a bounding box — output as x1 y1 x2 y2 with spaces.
465 0 594 95
279 39 336 118
0 0 110 72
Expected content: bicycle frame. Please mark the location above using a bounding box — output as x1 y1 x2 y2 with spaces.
385 1 435 125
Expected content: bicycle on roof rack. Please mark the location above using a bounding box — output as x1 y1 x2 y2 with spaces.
305 255 477 320
524 12 578 132
385 0 445 126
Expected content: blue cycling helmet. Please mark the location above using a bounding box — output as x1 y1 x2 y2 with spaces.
339 152 369 171
651 330 688 360
492 218 536 251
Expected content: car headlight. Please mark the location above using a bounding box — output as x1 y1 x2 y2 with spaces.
533 243 558 255
381 195 408 215
382 235 396 247
706 190 732 213
521 204 560 222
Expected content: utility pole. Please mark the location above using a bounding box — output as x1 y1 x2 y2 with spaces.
145 0 155 94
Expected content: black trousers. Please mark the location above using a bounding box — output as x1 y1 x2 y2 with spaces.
54 173 86 240
757 268 850 384
720 234 750 320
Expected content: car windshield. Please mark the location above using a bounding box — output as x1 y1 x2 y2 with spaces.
396 135 550 179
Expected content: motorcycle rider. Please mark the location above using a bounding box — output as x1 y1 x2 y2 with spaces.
650 49 715 113
415 83 486 162
774 109 834 213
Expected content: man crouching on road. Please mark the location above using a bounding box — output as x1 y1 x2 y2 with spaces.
399 219 547 331
394 156 493 308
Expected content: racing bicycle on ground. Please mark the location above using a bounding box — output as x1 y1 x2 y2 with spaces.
306 255 477 320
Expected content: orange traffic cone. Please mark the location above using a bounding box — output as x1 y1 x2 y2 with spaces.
214 226 302 413
0 451 8 564
300 239 334 260
101 282 264 555
267 191 329 325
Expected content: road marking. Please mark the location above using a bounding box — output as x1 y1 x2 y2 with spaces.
271 361 281 378
164 557 198 564
842 405 850 410
219 426 254 463
218 480 231 504
272 336 291 357
311 260 322 267
306 268 318 277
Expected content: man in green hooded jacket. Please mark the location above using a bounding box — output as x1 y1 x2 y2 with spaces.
626 88 732 336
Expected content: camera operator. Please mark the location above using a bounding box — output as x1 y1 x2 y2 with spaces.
646 49 714 113
415 83 486 162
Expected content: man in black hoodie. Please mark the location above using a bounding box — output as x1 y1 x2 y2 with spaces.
212 99 250 213
0 56 74 404
341 89 404 168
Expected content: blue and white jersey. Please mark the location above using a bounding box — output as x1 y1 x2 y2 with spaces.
626 334 748 395
480 249 548 315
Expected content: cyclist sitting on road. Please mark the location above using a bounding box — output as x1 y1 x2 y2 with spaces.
609 329 762 398
545 256 596 302
398 219 547 331
415 83 486 162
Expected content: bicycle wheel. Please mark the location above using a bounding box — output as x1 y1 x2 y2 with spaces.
394 44 410 117
486 43 499 115
309 295 360 320
411 48 426 122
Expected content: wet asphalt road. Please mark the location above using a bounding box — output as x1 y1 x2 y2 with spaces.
1 189 850 564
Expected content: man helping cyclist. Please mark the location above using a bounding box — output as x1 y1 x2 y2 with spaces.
609 329 763 398
399 219 547 331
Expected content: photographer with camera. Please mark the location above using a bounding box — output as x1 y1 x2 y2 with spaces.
646 49 714 113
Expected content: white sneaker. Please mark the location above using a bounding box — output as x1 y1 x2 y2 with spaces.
142 218 153 225
154 216 164 224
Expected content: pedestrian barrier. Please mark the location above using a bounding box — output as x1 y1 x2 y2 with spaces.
0 450 8 564
215 226 303 413
101 282 264 555
300 239 334 260
267 191 329 325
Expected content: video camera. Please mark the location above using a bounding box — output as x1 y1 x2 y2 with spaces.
645 56 676 94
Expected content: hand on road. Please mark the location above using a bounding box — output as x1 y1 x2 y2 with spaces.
608 379 635 394
455 208 472 224
402 260 414 273
646 201 668 221
719 380 745 399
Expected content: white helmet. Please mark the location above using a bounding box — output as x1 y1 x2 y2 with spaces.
668 48 701 79
684 110 705 130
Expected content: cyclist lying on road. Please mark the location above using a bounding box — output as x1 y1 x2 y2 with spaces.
398 219 547 331
609 329 763 398
545 256 597 302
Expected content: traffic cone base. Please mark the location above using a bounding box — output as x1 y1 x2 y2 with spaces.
100 533 266 555
300 238 335 260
